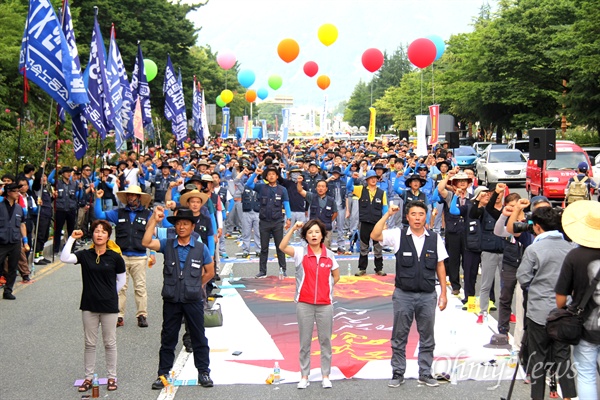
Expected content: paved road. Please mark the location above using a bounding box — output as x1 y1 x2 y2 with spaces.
0 186 538 399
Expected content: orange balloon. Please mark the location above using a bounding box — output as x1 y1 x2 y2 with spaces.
277 38 300 63
245 89 257 103
316 75 330 90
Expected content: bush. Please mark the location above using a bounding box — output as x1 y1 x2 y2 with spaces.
564 127 600 147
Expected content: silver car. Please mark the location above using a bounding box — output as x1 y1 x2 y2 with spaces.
476 149 527 186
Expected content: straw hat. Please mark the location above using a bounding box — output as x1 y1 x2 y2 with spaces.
179 190 209 207
116 185 151 207
449 171 473 184
562 200 600 249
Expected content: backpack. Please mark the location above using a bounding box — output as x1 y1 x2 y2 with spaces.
566 176 590 205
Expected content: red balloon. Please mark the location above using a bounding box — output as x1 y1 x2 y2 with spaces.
303 61 319 78
361 48 384 73
407 38 437 69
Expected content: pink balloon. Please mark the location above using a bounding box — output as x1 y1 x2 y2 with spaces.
361 48 384 73
407 38 437 69
303 61 319 77
216 51 236 70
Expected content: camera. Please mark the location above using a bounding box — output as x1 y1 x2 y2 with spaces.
512 212 533 234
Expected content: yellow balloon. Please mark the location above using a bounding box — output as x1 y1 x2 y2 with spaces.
318 23 338 46
221 89 234 104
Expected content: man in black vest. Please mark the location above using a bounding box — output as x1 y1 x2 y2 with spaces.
296 177 337 248
153 163 175 205
52 166 78 254
437 168 472 295
237 168 261 258
326 166 350 254
0 183 29 300
400 174 428 228
94 185 154 328
142 207 214 390
371 201 448 388
348 170 388 276
246 166 292 278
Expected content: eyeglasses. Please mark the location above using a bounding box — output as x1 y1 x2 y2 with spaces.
84 169 91 171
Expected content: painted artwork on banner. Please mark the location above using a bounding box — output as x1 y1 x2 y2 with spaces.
367 107 376 143
221 107 230 139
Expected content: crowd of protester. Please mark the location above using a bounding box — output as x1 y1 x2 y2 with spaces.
1 135 599 397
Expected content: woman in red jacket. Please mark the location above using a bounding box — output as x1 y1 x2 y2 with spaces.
280 219 340 390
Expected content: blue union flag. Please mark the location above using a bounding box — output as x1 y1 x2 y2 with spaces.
129 43 152 137
82 13 113 140
19 0 88 115
163 55 187 145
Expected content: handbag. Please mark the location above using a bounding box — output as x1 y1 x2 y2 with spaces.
204 303 223 327
546 267 600 345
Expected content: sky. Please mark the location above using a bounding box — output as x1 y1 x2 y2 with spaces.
188 0 492 109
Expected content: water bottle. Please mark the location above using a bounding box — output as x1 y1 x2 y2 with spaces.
347 263 352 276
278 267 283 280
167 370 175 394
229 268 234 282
30 264 35 278
91 373 99 398
450 327 457 345
451 364 458 385
483 311 488 325
273 361 281 384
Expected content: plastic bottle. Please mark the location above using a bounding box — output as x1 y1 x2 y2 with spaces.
278 267 284 280
91 373 99 398
347 263 352 276
273 361 281 384
229 268 234 282
483 311 489 325
451 364 458 385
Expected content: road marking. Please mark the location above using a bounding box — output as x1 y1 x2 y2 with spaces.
13 260 66 294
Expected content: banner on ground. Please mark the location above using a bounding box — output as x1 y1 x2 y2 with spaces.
367 107 376 142
429 104 440 146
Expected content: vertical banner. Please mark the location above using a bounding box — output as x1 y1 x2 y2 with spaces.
416 115 428 156
320 95 327 137
309 109 315 131
242 115 249 143
281 108 290 143
428 104 440 146
367 107 377 143
133 97 144 141
221 107 230 139
261 119 267 140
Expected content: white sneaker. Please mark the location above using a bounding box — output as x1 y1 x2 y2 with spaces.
297 378 310 389
322 377 332 388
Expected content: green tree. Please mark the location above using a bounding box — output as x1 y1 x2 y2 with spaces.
344 80 370 128
255 102 284 128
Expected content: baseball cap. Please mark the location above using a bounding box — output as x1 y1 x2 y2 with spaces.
578 162 589 172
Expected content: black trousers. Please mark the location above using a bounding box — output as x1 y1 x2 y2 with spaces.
0 242 21 294
498 264 517 334
444 231 464 291
53 209 77 253
462 250 481 299
159 300 210 376
35 215 51 254
526 317 577 400
258 219 286 275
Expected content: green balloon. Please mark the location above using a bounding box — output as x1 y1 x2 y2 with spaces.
216 95 226 108
143 59 158 82
268 75 283 91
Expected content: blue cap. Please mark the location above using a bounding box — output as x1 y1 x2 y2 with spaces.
578 162 589 171
365 170 378 179
530 195 550 210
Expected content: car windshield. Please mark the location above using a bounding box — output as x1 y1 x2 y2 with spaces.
455 146 477 156
546 151 588 170
488 151 526 163
513 142 529 152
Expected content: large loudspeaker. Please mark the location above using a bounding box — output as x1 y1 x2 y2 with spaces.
529 129 556 160
446 131 460 149
398 130 409 141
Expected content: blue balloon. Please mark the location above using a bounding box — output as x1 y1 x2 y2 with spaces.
237 70 256 88
427 35 446 61
257 87 268 100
